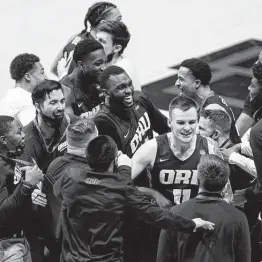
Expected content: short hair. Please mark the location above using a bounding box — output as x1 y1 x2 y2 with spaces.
67 118 96 142
198 154 230 192
252 60 262 81
99 65 126 89
97 21 130 55
169 95 199 118
10 53 40 81
81 2 117 34
180 58 212 85
0 115 15 137
32 80 63 105
73 38 103 63
200 109 231 134
86 135 117 172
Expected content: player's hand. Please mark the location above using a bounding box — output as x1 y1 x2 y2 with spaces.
192 218 215 231
57 52 72 79
20 165 43 186
220 147 237 162
118 152 131 167
31 189 47 207
154 191 172 208
233 189 247 206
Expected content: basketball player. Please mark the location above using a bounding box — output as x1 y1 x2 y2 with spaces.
175 58 241 144
96 21 141 91
51 2 122 79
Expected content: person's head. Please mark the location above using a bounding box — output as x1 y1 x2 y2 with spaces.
175 58 212 100
86 135 118 172
73 38 106 84
82 2 122 34
197 154 230 192
66 118 98 149
0 116 25 157
32 80 65 125
100 65 134 108
96 21 130 62
10 53 47 92
168 95 199 144
198 109 231 141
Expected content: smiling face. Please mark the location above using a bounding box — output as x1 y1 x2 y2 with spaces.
169 107 198 143
105 72 134 108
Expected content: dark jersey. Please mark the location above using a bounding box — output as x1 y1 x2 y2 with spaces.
59 32 89 75
60 76 104 116
20 116 70 173
151 134 217 204
203 94 241 144
94 91 170 157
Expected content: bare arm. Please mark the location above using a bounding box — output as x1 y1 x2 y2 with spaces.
131 138 157 180
236 113 254 138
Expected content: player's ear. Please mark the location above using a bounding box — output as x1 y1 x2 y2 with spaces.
168 118 172 129
195 79 201 89
24 73 31 82
34 102 41 114
212 130 220 140
77 61 84 71
0 136 7 145
114 44 122 54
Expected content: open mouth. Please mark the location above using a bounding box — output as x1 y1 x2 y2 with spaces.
124 96 133 103
180 132 192 137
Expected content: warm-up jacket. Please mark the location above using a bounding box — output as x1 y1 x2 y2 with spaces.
54 164 196 262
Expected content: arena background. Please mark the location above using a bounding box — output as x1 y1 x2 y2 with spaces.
1 0 262 117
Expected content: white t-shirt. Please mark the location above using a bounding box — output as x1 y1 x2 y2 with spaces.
0 87 36 126
114 56 141 91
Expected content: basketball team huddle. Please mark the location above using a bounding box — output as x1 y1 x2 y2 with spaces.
0 2 262 262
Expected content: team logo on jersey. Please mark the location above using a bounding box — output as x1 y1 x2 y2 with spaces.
58 141 67 152
130 112 151 153
85 178 100 185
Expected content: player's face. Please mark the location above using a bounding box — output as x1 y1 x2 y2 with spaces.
2 120 25 153
248 77 262 100
28 62 47 90
96 31 117 62
169 107 198 143
106 72 134 108
175 67 198 99
39 89 65 120
105 8 122 22
197 116 215 137
82 49 107 82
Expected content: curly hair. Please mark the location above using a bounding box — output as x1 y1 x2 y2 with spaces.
181 58 212 85
10 53 39 81
81 2 117 34
97 21 130 55
0 115 15 137
73 38 103 63
198 154 230 192
252 60 262 81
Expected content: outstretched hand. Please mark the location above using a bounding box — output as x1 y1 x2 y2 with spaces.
192 218 215 231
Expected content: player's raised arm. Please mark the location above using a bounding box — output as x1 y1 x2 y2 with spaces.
131 138 158 180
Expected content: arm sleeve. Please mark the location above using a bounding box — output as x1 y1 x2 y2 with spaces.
0 178 32 225
235 215 251 262
123 166 196 231
94 116 123 151
140 93 170 135
157 229 176 262
229 152 257 177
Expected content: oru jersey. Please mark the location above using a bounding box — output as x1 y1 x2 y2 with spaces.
151 134 218 204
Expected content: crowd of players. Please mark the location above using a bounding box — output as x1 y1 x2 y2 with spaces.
0 1 262 262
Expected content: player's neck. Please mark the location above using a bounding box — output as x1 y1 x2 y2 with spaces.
168 133 197 160
217 135 231 148
68 70 83 90
197 85 213 105
16 81 33 93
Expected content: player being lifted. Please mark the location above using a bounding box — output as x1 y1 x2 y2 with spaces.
131 95 231 207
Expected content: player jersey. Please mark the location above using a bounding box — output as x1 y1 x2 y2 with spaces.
202 93 241 144
95 91 170 157
151 134 216 204
59 32 90 76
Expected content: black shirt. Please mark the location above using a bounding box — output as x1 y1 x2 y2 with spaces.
157 196 251 262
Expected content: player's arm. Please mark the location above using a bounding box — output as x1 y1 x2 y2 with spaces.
131 138 157 180
140 93 170 135
50 34 78 76
236 113 254 138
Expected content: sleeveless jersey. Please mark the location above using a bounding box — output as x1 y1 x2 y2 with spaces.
203 94 241 144
96 94 154 157
59 32 90 75
151 134 214 204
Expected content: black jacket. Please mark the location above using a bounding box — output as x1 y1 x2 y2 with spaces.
54 164 196 262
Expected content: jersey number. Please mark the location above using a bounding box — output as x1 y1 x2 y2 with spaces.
173 189 191 204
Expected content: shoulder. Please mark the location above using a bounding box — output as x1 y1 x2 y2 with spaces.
170 198 197 214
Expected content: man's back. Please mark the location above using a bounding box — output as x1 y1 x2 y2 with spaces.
157 197 251 262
